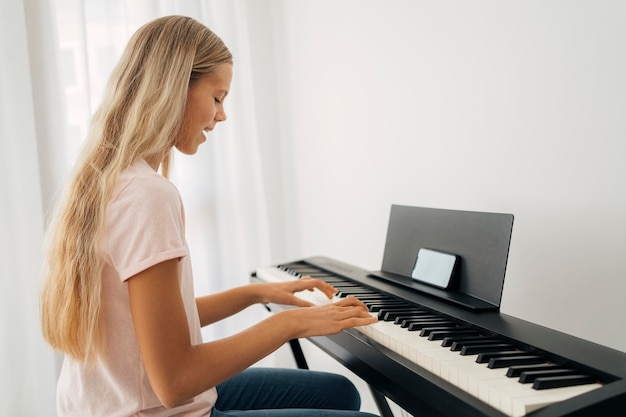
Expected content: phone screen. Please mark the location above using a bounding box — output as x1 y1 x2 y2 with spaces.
411 248 458 289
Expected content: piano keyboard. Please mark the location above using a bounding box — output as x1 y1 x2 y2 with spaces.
256 263 604 417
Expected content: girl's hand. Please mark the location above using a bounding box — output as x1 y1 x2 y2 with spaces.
278 296 378 339
256 277 338 307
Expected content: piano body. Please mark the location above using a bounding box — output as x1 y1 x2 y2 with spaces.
252 205 626 417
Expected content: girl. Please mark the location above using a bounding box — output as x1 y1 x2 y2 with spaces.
40 15 378 417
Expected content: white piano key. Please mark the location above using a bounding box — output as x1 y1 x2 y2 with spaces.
256 266 297 282
511 383 602 416
429 347 482 379
256 266 335 305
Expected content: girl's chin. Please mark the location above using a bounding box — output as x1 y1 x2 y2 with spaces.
175 134 205 155
175 144 199 156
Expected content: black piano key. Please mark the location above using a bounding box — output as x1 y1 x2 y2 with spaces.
346 291 389 305
451 337 506 350
519 368 579 383
451 339 507 352
400 317 445 328
334 288 369 294
382 309 427 319
487 355 546 368
366 300 410 307
403 317 453 326
428 329 480 341
339 288 383 294
419 326 461 337
326 281 362 287
353 296 396 302
394 310 441 324
362 298 401 303
344 289 385 294
339 292 383 298
364 298 408 304
294 269 325 274
355 294 391 299
532 374 597 390
392 310 434 316
379 310 422 321
352 297 394 303
506 362 564 377
368 304 412 313
309 274 339 279
408 321 456 331
338 293 378 299
346 290 385 295
476 350 528 363
324 283 358 288
401 316 447 324
356 297 397 304
441 335 496 348
460 343 515 356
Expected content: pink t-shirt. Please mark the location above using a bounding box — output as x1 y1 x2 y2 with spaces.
56 158 216 416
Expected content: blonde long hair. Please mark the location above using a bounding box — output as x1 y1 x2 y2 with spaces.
40 15 232 362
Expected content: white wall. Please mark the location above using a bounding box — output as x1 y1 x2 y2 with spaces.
261 0 626 354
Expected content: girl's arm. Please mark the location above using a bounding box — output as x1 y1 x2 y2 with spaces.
128 258 376 409
195 278 338 327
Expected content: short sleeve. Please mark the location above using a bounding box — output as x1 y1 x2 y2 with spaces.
105 173 188 282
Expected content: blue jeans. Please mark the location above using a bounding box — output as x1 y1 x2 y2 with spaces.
212 367 379 417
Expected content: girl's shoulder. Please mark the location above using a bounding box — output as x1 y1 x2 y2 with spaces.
113 159 180 203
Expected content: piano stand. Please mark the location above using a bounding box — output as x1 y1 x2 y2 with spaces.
287 338 396 417
288 339 309 370
369 385 395 417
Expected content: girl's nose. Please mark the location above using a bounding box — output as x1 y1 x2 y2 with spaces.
215 108 227 122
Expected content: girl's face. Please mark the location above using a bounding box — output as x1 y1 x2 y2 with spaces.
175 62 233 155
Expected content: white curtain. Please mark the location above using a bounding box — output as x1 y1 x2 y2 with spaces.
1 0 278 414
1 0 61 415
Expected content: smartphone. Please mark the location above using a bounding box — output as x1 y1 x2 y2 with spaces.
411 248 458 289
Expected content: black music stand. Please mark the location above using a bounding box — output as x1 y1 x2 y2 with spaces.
285 204 514 417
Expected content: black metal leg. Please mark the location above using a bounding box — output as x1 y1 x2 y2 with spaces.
369 386 395 417
288 338 309 369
